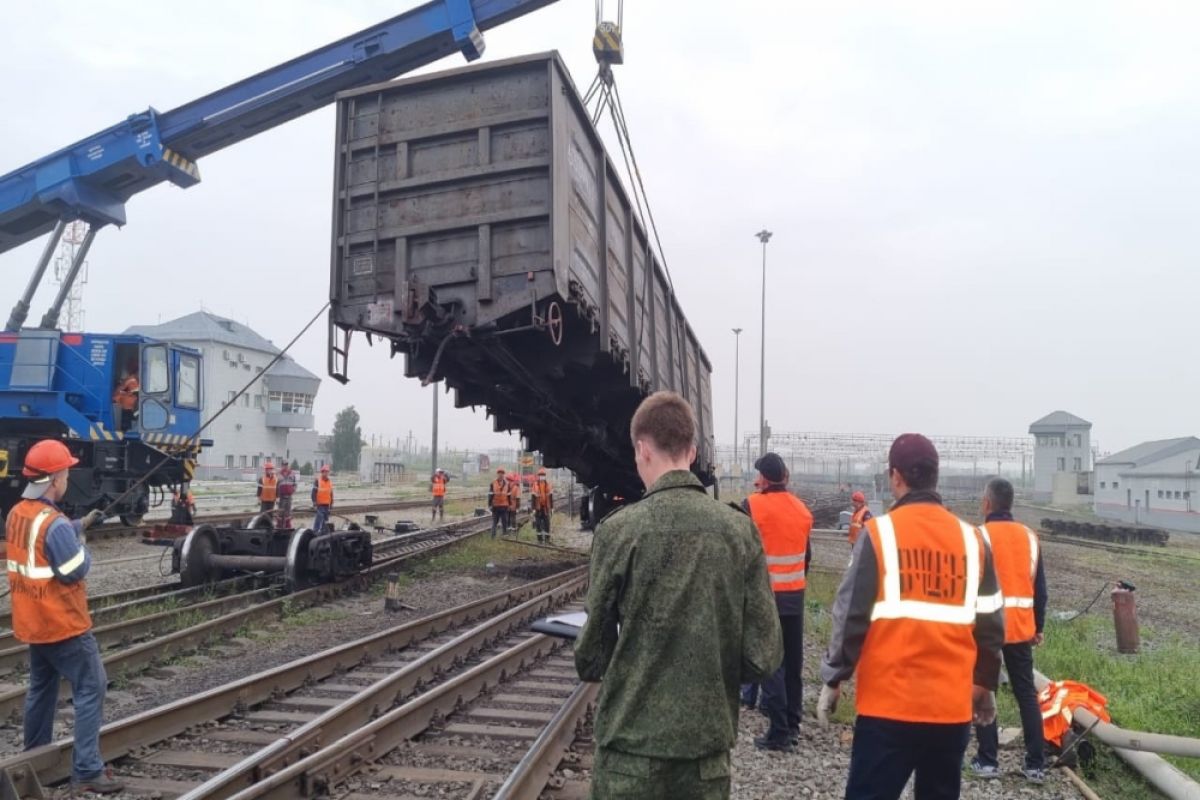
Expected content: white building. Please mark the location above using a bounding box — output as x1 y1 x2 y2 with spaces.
1094 437 1200 532
126 311 321 479
1028 411 1092 502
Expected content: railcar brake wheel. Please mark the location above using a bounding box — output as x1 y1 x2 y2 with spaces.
546 301 564 346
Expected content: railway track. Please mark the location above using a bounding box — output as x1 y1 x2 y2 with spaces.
0 515 519 722
0 566 589 798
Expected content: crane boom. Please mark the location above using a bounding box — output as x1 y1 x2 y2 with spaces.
0 0 556 255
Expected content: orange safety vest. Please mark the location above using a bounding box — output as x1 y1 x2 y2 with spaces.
533 480 552 511
490 479 510 509
746 491 812 592
848 505 870 546
1038 680 1111 747
855 504 1000 724
174 491 195 507
113 375 139 411
5 500 92 644
980 520 1039 643
260 475 278 502
315 477 333 506
432 475 447 497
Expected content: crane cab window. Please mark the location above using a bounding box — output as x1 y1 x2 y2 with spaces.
177 354 200 408
143 346 169 394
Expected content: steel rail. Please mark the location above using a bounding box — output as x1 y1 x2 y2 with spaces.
179 574 587 799
0 565 588 794
219 634 565 800
0 516 505 721
493 681 598 800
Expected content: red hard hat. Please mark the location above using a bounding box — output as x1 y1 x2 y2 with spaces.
22 439 79 478
538 468 547 475
497 467 505 474
852 491 866 503
264 461 274 470
320 464 330 472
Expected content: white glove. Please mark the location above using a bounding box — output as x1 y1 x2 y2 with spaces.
817 683 840 725
972 685 997 726
80 510 105 531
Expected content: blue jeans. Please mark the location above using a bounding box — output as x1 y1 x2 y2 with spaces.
25 632 107 781
313 505 331 533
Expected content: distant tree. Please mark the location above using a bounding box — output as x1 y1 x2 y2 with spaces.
300 462 314 476
290 459 300 471
331 406 365 472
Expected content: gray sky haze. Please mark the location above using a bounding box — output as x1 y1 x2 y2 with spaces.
2 1 1197 456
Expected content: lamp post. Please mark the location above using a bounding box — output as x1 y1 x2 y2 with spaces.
732 327 743 474
755 229 772 457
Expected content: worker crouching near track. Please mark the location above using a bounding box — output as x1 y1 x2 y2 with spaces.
744 452 813 752
5 440 123 794
818 433 1005 800
576 391 782 800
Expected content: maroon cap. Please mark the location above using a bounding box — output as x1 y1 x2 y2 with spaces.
888 433 939 473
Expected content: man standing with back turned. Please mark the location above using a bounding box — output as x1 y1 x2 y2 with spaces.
970 477 1049 782
7 440 122 793
818 433 1005 800
576 391 782 800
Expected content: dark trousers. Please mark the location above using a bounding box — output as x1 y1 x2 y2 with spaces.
845 716 970 800
975 642 1046 769
259 501 275 514
760 608 804 743
491 507 508 538
26 632 107 781
740 683 760 708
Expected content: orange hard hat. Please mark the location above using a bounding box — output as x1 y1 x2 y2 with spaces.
852 491 866 503
538 468 547 475
23 439 79 478
264 460 274 470
320 464 330 472
497 467 505 474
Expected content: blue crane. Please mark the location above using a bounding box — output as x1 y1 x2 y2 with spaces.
0 0 557 331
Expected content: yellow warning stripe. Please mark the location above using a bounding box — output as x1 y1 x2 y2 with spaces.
594 27 621 52
162 147 201 181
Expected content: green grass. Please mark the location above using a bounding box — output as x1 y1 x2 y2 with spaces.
401 527 581 580
992 614 1200 797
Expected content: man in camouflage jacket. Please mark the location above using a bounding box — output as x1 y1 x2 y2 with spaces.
576 392 782 800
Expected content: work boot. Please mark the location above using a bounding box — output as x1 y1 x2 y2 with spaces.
753 735 795 753
72 767 124 795
969 760 1001 779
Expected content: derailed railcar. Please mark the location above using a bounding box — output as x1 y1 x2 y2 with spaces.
328 52 714 515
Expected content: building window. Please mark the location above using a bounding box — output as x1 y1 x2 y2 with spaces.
225 455 234 468
240 455 247 468
1158 490 1164 498
1113 482 1119 489
1100 481 1106 489
227 390 237 403
1176 491 1182 499
254 395 263 409
242 393 250 407
1056 457 1066 471
1186 492 1191 500
252 455 260 468
1072 457 1082 471
268 390 314 415
243 362 251 371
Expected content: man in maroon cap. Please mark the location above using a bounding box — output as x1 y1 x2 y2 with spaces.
818 434 1005 800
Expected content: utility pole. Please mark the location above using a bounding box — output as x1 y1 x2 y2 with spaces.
431 384 439 473
732 327 742 473
755 229 772 457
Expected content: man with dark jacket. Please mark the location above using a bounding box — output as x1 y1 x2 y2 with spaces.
576 392 782 799
819 433 1005 800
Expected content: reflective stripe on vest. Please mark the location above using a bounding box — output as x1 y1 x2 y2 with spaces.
870 514 981 625
6 509 57 580
747 492 812 592
979 522 1038 641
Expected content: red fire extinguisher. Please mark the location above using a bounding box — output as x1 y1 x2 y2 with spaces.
1112 580 1139 654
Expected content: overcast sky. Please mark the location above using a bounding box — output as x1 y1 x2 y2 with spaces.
3 1 1197 456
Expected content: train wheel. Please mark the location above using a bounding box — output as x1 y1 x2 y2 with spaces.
284 527 315 593
120 514 144 527
247 512 274 530
179 525 221 587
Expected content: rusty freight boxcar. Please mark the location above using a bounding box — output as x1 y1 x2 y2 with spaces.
327 52 715 520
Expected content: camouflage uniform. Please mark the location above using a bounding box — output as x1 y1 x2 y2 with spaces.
576 470 783 800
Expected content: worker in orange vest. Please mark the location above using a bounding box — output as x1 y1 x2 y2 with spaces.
311 465 334 532
847 490 872 546
819 433 1005 800
743 452 812 752
170 484 196 525
6 440 122 794
487 468 511 538
970 477 1048 783
111 367 139 431
431 468 448 521
257 461 278 514
531 468 554 542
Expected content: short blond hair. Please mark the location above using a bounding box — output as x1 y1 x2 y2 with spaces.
630 391 696 458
